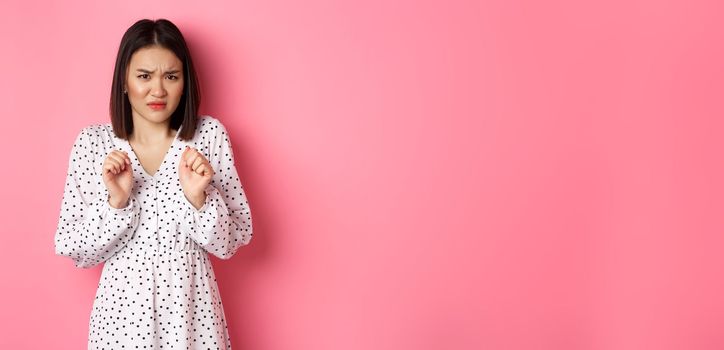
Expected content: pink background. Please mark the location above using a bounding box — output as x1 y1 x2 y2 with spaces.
1 0 724 349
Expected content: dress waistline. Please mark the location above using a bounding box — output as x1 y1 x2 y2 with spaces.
115 246 206 258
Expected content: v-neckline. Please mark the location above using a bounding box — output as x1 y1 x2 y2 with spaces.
124 125 183 180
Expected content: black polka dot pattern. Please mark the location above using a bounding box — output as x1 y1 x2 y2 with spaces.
54 115 253 349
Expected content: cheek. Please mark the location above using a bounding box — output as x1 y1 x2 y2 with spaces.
127 82 147 96
128 89 146 101
170 84 185 100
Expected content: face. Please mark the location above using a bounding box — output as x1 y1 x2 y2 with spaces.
124 45 184 125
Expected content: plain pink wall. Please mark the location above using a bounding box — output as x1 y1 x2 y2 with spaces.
1 0 724 349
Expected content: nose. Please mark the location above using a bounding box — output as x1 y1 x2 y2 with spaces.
150 76 167 98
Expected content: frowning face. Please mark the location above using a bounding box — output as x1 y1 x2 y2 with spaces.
124 45 184 125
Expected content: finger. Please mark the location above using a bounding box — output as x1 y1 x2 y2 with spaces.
118 150 131 165
103 163 113 175
107 152 127 170
201 163 215 177
180 146 188 164
184 153 197 168
194 163 207 176
183 147 198 166
108 150 129 168
196 162 209 175
107 158 123 174
179 148 187 169
109 153 129 173
191 157 205 172
111 150 129 163
103 161 120 175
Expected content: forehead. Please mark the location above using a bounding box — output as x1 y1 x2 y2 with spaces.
128 46 182 68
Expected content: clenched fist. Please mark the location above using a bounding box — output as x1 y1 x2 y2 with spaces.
178 146 215 209
102 150 133 208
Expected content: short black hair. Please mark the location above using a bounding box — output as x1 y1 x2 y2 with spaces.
109 18 200 141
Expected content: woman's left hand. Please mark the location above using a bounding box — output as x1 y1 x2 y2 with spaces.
178 146 215 209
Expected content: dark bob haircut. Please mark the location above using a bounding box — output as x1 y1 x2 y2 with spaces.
109 18 200 141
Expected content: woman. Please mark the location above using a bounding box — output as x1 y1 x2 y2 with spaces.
54 18 253 349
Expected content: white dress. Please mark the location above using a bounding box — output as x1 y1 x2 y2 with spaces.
54 115 253 349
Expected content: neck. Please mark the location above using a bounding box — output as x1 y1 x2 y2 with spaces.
129 115 175 144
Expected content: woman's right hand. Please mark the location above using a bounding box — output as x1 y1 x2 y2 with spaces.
102 150 133 208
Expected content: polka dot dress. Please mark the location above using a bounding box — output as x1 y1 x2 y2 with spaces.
54 115 253 349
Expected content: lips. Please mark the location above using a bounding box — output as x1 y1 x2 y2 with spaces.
148 102 166 110
148 101 166 110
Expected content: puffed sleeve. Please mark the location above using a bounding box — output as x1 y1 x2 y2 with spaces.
54 127 141 268
175 119 253 259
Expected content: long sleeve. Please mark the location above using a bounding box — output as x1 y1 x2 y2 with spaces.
175 120 253 259
54 127 141 268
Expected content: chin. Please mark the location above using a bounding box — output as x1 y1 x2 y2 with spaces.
131 104 179 123
138 113 172 124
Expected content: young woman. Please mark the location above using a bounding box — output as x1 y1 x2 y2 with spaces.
54 18 253 349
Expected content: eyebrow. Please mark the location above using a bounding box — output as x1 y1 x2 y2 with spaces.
136 68 181 74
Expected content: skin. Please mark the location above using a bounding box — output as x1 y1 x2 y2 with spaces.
103 45 214 210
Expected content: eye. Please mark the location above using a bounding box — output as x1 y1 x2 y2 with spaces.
137 74 150 79
166 75 179 80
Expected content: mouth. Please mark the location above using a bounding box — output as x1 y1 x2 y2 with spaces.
148 103 167 110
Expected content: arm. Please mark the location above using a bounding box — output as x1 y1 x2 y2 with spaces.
54 127 141 268
175 120 253 259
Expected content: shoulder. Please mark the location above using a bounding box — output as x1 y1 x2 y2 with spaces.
70 122 116 159
194 115 232 149
196 114 229 136
74 123 108 145
194 115 236 164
